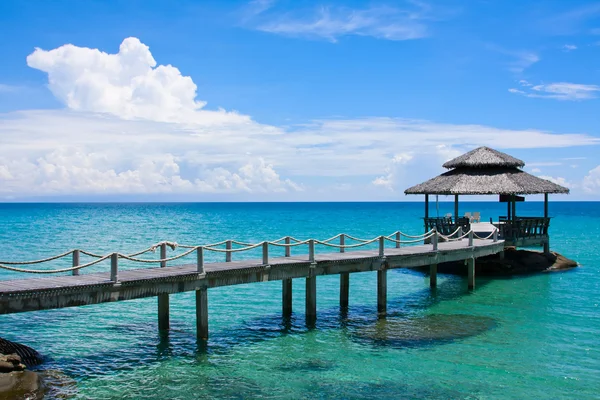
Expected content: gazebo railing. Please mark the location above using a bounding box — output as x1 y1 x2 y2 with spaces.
497 217 550 243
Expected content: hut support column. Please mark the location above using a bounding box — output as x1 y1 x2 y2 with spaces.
306 276 317 326
430 263 437 288
543 194 550 254
424 194 429 235
467 258 475 290
196 288 208 340
454 194 459 222
340 273 349 309
282 279 293 317
377 268 387 316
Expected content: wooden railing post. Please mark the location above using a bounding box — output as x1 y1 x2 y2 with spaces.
493 228 498 242
226 240 232 262
197 246 204 273
262 242 269 265
72 250 80 276
285 237 291 257
308 239 315 263
160 243 167 268
379 236 385 257
340 234 345 253
458 226 463 241
395 231 400 248
432 228 438 251
110 253 118 282
468 230 474 247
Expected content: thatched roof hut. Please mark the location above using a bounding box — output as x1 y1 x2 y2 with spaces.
405 147 569 195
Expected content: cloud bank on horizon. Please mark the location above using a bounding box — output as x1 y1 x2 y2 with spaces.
1 35 600 200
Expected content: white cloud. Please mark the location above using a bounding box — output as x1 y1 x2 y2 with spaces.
531 168 542 173
562 44 578 51
250 4 433 42
26 38 249 125
509 80 600 100
583 166 600 193
538 175 573 188
0 84 19 93
2 37 600 200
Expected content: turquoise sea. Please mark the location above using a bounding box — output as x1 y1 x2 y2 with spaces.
1 202 599 399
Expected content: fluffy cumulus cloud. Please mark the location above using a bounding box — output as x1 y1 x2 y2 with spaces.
2 37 600 200
26 38 249 124
509 80 600 100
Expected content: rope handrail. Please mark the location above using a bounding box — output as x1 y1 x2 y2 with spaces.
473 230 498 240
384 231 437 245
0 227 501 275
0 254 112 274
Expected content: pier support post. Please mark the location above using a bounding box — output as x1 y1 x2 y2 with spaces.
430 263 437 288
377 267 387 316
158 243 169 331
340 273 349 308
196 288 208 340
467 258 475 290
282 279 293 317
306 276 317 326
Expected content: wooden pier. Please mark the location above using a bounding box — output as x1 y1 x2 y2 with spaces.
0 230 502 340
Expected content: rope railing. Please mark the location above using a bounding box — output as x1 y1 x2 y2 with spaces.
0 227 500 280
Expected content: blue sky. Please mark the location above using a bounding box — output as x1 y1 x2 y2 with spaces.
0 0 599 201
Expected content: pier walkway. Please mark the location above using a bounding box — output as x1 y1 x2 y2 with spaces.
0 229 503 339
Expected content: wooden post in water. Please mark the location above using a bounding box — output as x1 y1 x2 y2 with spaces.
72 250 80 276
339 234 349 309
158 243 169 331
467 257 475 290
306 275 317 326
282 279 292 317
430 263 437 288
377 265 387 316
196 288 208 340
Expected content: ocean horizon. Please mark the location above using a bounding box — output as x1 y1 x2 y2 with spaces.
1 201 599 399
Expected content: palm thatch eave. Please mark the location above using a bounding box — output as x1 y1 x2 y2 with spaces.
404 167 569 195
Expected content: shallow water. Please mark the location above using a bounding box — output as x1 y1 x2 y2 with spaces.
1 202 599 399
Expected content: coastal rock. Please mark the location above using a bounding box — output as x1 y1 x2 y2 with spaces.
427 248 578 276
0 338 43 367
0 371 44 400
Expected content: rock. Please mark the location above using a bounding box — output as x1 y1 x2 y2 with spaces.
0 338 43 367
0 371 44 400
0 363 13 374
423 248 578 276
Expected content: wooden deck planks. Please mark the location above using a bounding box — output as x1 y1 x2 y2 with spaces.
0 239 502 296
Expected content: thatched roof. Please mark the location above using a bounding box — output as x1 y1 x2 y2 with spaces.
404 146 570 195
443 147 524 169
405 167 569 195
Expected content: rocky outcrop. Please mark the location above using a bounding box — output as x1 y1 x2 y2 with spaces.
0 338 43 367
430 248 578 276
0 371 44 400
1 338 45 399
